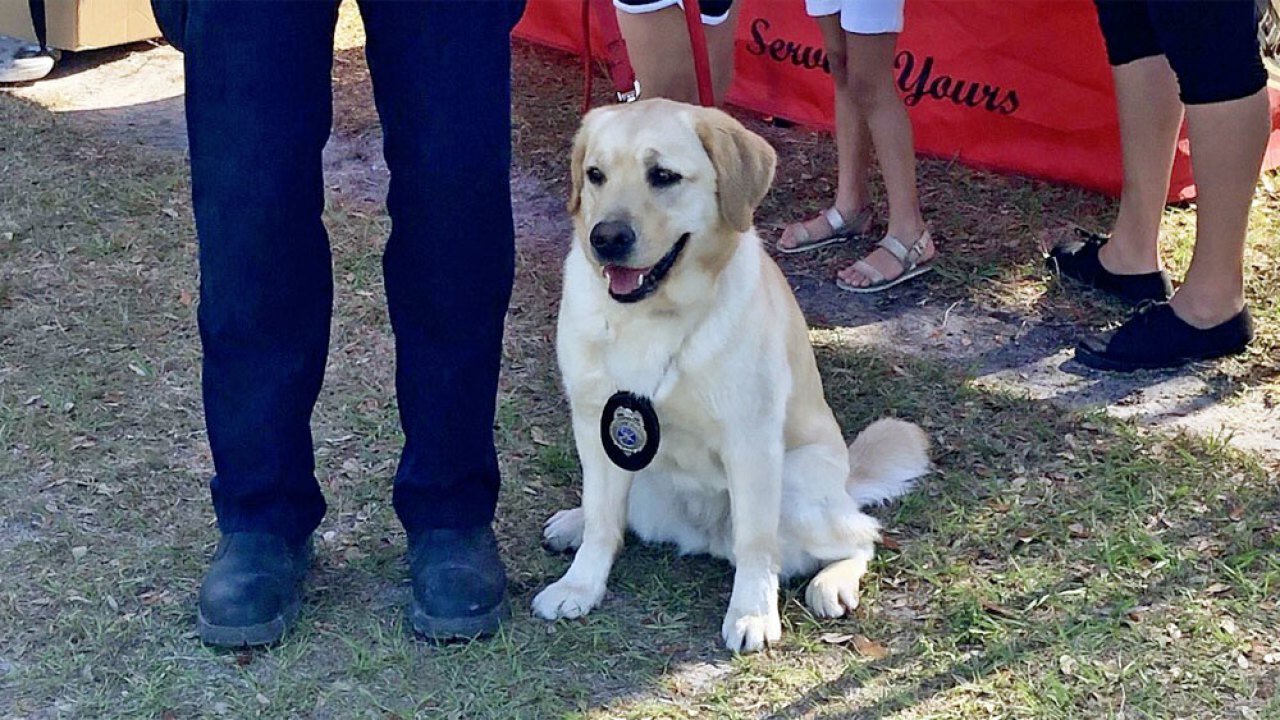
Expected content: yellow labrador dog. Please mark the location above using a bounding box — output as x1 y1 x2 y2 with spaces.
532 99 929 652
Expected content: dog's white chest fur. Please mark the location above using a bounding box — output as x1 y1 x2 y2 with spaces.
558 236 774 485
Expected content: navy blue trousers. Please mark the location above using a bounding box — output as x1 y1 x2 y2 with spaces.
157 0 525 543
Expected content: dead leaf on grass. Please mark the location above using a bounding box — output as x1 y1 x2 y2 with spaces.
1059 654 1077 676
981 600 1018 619
1205 582 1232 596
1125 605 1150 623
852 634 889 659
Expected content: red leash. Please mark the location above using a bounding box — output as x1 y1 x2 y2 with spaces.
581 0 717 112
681 0 716 108
581 0 638 113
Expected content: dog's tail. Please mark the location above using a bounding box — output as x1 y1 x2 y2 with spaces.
846 418 930 507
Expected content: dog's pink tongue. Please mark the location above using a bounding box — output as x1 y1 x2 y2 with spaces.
606 266 645 296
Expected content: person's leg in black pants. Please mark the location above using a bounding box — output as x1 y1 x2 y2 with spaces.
171 0 522 646
1071 0 1268 371
176 1 340 646
359 0 525 640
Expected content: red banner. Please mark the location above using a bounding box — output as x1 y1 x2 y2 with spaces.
514 0 1280 202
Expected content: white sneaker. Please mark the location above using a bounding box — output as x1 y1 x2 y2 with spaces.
0 34 57 84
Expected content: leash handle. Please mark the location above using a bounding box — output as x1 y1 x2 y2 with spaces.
596 0 639 101
582 0 640 113
581 0 716 111
681 0 715 107
581 0 593 113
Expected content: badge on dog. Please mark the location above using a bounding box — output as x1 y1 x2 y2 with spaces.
600 391 659 471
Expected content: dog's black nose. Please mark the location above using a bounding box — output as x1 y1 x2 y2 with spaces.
590 221 636 262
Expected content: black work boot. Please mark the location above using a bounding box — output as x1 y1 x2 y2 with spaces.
196 532 312 647
407 526 510 641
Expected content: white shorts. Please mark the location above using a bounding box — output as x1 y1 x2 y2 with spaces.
614 0 735 27
805 0 905 34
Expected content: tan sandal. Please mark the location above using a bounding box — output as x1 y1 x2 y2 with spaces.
777 205 874 255
836 230 935 293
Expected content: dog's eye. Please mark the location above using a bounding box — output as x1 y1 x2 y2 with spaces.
647 167 682 188
586 167 606 186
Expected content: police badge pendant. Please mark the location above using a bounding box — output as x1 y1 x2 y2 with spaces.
600 391 660 471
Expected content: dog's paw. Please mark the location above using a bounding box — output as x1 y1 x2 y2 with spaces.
721 605 782 653
532 578 604 620
542 507 585 553
805 567 861 619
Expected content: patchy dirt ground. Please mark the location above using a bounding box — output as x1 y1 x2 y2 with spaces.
9 36 1276 463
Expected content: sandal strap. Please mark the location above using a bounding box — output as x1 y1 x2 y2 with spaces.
850 259 886 285
878 230 931 270
878 235 910 263
786 206 847 246
822 206 848 232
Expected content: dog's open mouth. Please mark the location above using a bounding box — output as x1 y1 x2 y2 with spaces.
603 234 689 303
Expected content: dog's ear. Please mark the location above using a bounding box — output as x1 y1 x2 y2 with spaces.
568 107 609 216
695 109 777 233
567 123 588 216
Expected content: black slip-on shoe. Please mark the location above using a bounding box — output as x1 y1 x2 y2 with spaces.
1046 229 1173 305
407 526 510 642
1075 302 1253 372
196 532 312 647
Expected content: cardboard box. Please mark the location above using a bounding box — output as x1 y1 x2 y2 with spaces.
0 0 160 51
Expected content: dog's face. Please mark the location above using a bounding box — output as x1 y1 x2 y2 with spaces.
568 99 777 304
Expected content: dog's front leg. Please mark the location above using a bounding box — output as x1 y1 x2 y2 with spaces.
532 413 633 620
721 436 784 652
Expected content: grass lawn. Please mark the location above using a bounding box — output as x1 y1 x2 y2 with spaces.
2 10 1279 719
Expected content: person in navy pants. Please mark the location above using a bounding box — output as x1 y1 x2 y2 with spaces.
151 0 526 646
